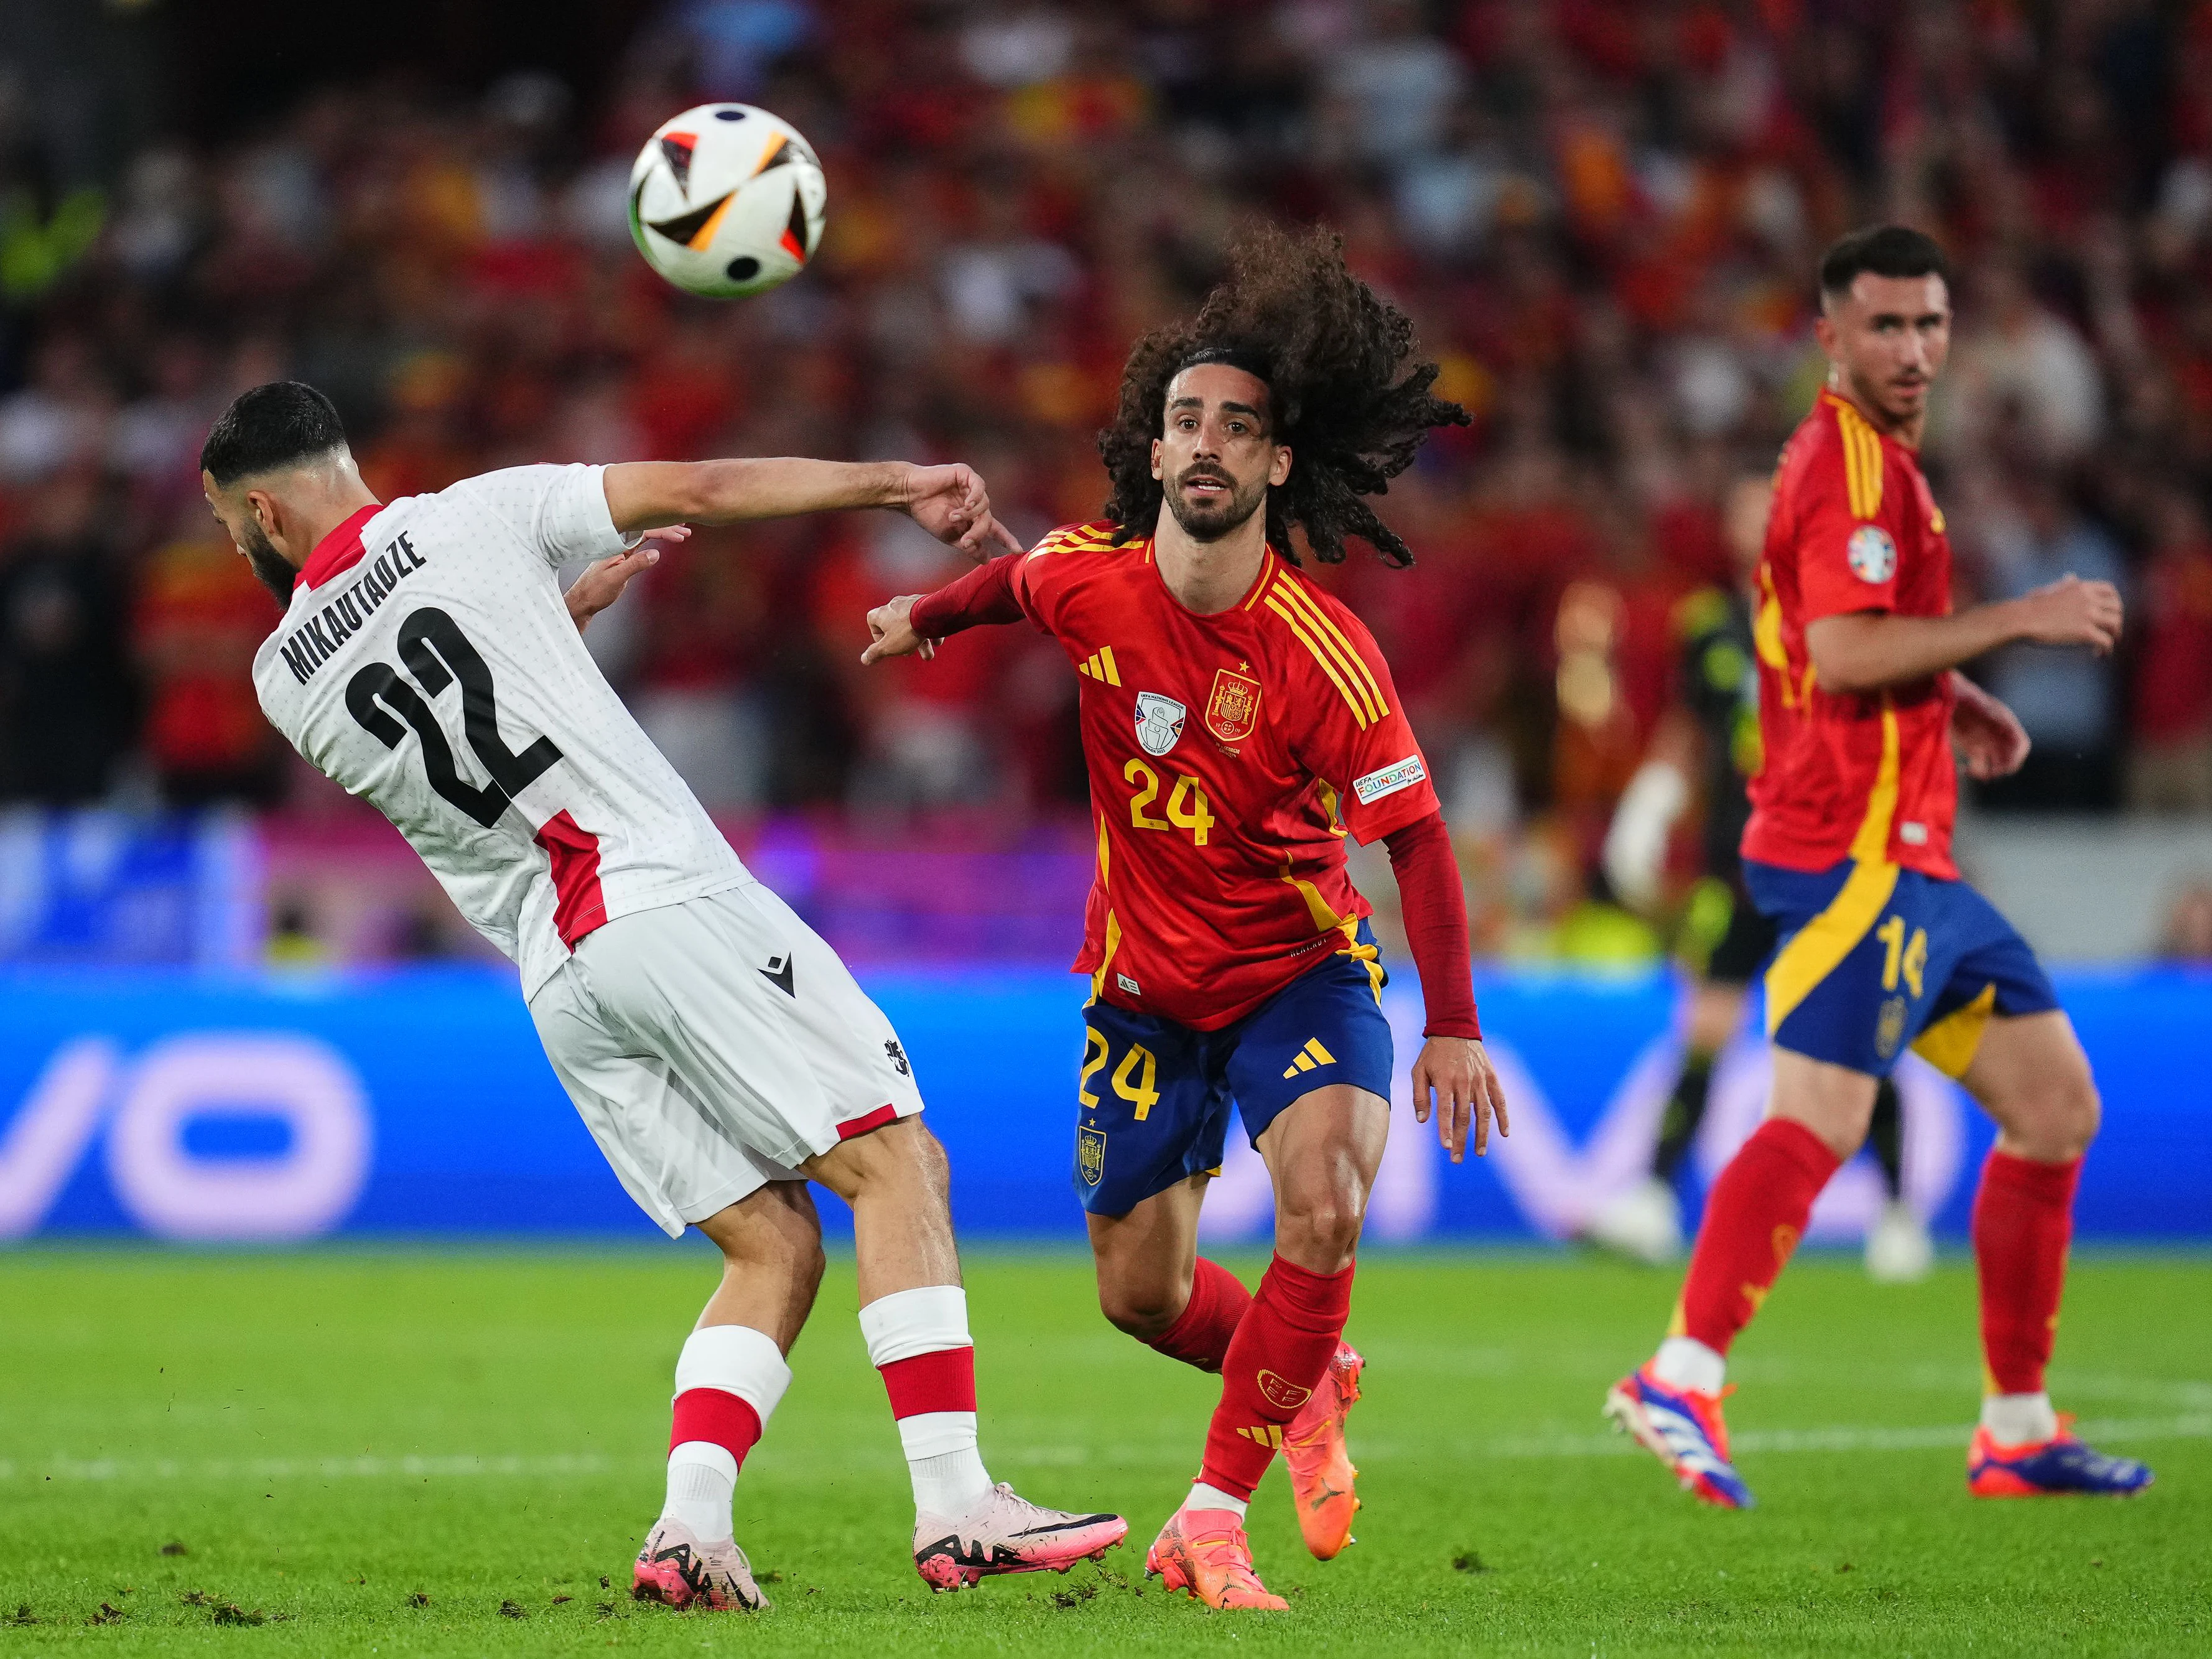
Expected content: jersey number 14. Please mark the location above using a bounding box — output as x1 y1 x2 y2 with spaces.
345 608 562 828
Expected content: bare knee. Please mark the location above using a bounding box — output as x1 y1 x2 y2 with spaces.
1768 1049 1877 1162
806 1115 947 1208
1097 1277 1184 1343
1274 1185 1366 1272
2001 1066 2100 1162
700 1183 824 1282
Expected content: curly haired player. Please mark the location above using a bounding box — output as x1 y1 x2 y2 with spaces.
855 225 1510 1609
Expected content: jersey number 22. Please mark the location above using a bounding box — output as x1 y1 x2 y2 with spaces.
345 608 563 827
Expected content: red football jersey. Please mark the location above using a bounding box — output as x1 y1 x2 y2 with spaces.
1743 391 1959 879
1011 521 1442 1030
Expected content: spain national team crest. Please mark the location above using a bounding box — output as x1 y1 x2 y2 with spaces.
1257 1369 1312 1412
1205 667 1263 744
1133 691 1186 756
1077 1125 1107 1187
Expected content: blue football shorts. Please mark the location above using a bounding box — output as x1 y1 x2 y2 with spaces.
1070 919 1395 1215
1745 857 2060 1080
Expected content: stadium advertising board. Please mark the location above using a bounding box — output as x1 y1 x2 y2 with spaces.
0 967 2205 1243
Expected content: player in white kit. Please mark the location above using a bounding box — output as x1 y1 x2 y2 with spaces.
200 382 1127 1609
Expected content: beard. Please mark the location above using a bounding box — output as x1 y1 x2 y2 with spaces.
1163 462 1268 541
239 517 299 605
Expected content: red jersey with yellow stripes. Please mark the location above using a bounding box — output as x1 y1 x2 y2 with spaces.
1744 391 1959 880
1011 521 1441 1031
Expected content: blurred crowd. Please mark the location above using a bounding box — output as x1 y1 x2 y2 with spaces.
5 0 2212 955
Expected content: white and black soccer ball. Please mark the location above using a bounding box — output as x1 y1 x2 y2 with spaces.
627 103 826 299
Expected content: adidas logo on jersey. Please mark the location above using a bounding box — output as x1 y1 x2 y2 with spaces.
1077 646 1122 686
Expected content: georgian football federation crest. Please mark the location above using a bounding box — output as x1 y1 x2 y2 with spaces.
1133 691 1186 756
1205 667 1263 743
1847 524 1897 583
1077 1125 1107 1186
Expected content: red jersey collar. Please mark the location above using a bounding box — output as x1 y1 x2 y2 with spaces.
294 503 383 594
1148 537 1276 618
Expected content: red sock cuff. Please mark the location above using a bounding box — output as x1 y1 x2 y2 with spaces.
1260 1253 1355 1325
1983 1149 2083 1204
1757 1117 1844 1185
1150 1258 1250 1373
878 1345 977 1418
670 1387 764 1460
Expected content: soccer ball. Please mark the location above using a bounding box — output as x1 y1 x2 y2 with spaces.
627 103 827 299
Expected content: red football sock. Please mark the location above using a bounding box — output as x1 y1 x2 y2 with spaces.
669 1388 763 1466
1147 1258 1252 1374
1676 1118 1840 1355
876 1346 978 1418
1972 1150 2081 1396
1197 1254 1352 1501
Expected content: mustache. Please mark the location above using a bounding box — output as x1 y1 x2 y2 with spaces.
1178 465 1234 487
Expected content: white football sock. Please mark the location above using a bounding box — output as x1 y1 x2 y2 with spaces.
665 1444 738 1539
860 1286 994 1518
1652 1336 1726 1396
1178 1480 1249 1521
1980 1391 2058 1445
663 1324 791 1542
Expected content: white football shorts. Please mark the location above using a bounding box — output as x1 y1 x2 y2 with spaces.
527 881 924 1237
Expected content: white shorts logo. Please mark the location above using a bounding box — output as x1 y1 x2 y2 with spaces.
1847 525 1897 583
1134 692 1186 756
1353 756 1427 806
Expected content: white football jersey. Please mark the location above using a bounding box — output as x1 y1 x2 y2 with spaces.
253 463 749 997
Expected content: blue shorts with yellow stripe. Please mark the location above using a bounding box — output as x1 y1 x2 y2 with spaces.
1071 919 1393 1215
1745 857 2059 1080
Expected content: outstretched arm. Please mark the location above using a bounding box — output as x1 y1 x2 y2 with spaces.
860 551 1026 664
601 457 1023 560
1384 811 1508 1163
1805 575 2121 694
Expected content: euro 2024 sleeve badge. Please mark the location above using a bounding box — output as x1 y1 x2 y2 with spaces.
1204 667 1262 744
1847 524 1897 583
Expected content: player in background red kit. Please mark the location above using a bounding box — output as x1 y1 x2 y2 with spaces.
1604 226 2152 1507
860 226 1509 1610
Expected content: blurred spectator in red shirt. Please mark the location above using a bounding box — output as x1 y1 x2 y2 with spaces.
2128 486 2212 814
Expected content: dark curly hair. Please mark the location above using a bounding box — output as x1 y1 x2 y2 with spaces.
1097 223 1467 566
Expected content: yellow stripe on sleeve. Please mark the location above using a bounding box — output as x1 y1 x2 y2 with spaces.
1834 398 1885 521
1265 597 1373 728
1270 579 1387 720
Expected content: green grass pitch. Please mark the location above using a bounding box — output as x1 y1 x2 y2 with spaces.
0 1248 2204 1655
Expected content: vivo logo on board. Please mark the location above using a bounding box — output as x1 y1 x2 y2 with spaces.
0 1034 373 1241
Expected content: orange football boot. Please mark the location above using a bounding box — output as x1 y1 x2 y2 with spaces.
1145 1507 1289 1611
1283 1341 1364 1559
